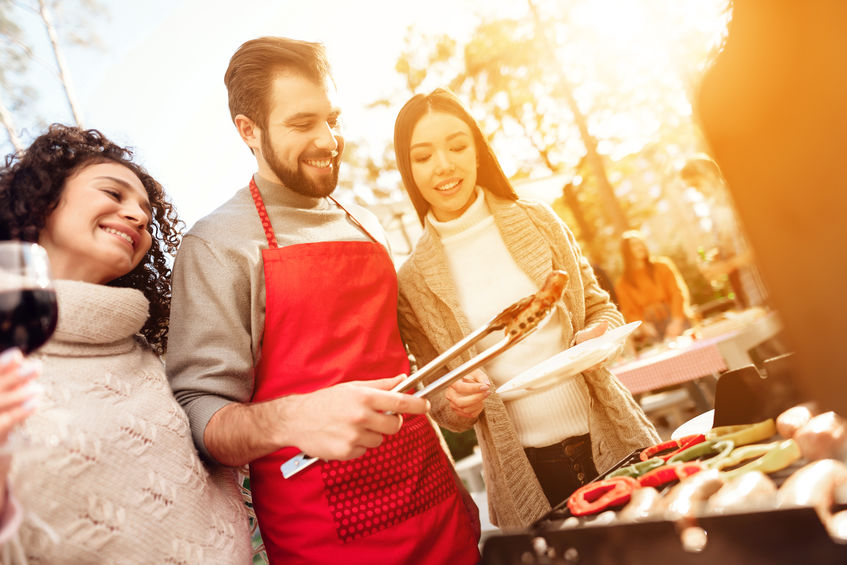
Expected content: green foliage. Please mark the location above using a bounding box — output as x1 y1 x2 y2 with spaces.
0 0 108 146
668 247 725 307
0 0 36 105
240 473 269 564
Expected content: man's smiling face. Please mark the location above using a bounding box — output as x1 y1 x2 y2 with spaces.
257 72 344 197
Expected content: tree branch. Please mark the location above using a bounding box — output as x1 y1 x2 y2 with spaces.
38 0 84 127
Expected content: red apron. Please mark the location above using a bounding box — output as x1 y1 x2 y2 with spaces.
247 179 480 565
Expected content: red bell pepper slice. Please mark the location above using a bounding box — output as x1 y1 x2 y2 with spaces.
639 434 706 462
567 476 640 516
637 461 704 488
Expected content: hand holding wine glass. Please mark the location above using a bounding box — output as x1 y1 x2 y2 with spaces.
0 349 40 442
0 241 58 355
0 347 41 483
0 241 57 454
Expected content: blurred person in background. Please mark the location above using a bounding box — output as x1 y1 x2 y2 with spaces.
393 88 658 528
615 230 691 345
680 155 768 310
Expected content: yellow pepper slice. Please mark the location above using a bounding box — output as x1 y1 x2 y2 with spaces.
721 439 801 480
708 418 776 447
706 441 780 471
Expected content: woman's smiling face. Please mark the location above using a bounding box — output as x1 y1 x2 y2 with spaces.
409 111 478 222
39 161 153 284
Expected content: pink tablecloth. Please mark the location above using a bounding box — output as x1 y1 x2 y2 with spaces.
611 335 729 395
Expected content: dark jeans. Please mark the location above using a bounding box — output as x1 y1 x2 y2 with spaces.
524 434 598 508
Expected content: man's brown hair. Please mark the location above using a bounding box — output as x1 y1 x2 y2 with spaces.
224 37 332 129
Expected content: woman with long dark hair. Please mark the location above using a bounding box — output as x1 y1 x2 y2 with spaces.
615 229 691 345
394 89 659 528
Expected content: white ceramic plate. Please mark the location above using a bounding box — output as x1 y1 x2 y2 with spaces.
496 321 641 401
672 409 715 440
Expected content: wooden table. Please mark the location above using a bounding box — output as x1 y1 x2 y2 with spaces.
610 309 783 410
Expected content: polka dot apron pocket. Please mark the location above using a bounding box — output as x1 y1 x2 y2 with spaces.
321 414 455 542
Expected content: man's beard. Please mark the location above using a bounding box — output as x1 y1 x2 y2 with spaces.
261 134 340 198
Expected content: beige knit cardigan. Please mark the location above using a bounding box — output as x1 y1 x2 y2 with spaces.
397 192 660 530
7 280 251 564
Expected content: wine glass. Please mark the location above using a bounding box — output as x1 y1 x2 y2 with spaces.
0 241 58 453
0 241 57 353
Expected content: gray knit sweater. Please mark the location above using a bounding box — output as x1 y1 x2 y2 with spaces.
397 192 660 529
166 174 387 460
9 280 251 564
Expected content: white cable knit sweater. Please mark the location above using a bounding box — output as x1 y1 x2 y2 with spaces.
7 280 251 564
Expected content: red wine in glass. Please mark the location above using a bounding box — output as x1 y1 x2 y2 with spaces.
0 242 58 354
0 242 58 455
0 288 58 353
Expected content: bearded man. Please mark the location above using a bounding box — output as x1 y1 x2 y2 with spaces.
166 37 480 564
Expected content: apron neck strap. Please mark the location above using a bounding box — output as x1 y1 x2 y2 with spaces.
249 176 381 247
249 176 278 249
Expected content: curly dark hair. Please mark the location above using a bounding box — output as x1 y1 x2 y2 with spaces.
0 124 183 355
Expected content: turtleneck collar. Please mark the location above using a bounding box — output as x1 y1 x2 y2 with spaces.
40 279 149 356
253 173 335 211
426 186 491 240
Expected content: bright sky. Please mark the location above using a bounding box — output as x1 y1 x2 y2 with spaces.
4 0 727 234
4 0 519 228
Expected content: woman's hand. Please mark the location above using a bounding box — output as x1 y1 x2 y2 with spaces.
574 322 612 372
0 348 40 447
0 348 41 509
445 369 492 420
574 321 609 345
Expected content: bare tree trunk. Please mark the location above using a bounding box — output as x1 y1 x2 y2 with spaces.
563 181 595 243
38 0 84 127
558 83 629 234
0 90 24 152
527 0 629 236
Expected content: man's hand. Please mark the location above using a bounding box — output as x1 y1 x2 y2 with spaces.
445 369 491 420
283 375 430 461
205 375 430 466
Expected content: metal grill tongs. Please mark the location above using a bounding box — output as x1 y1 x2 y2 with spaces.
280 270 569 479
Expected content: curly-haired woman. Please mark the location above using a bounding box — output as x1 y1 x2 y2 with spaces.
0 124 251 563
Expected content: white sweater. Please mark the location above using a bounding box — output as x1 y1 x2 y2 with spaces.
427 191 590 447
9 280 252 564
